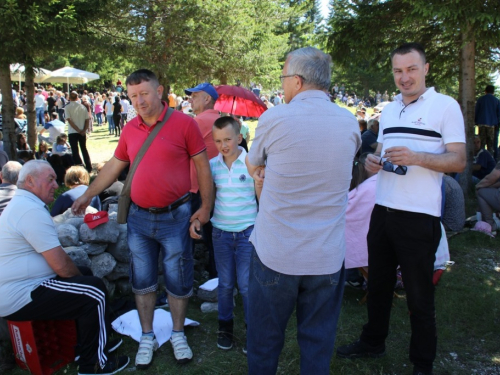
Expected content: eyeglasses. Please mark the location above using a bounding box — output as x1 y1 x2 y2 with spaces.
379 158 407 175
279 74 305 83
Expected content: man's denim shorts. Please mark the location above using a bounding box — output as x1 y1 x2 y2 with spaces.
127 201 193 298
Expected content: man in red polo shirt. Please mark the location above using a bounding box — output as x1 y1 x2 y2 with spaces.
72 69 213 369
185 82 220 278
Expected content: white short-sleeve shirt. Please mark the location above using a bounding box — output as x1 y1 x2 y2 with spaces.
0 189 59 316
376 87 465 217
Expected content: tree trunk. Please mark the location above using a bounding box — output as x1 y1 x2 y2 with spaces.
458 26 475 197
0 61 17 160
25 64 37 151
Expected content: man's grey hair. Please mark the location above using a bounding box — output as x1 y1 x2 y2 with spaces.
17 160 51 188
1 161 22 185
368 118 379 130
286 47 332 91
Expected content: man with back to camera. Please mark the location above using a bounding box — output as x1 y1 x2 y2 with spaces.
65 91 92 173
336 42 466 375
72 69 213 369
246 47 360 375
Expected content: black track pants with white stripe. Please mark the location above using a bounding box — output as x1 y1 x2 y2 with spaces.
4 274 110 369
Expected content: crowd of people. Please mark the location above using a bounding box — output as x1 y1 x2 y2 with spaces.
0 41 498 375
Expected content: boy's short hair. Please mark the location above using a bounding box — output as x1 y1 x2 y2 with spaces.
213 116 240 135
64 166 90 188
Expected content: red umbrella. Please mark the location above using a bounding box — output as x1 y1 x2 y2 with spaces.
214 85 267 117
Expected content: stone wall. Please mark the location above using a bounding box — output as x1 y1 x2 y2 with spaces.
53 204 130 296
53 204 210 297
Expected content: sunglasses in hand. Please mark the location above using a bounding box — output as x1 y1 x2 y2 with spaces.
379 158 407 176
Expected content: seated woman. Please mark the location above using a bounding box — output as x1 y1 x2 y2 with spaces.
16 133 30 152
474 162 500 236
35 141 49 160
50 166 101 216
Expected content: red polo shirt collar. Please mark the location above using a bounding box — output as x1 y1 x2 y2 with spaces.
136 100 169 130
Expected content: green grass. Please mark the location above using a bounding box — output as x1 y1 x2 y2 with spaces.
3 117 500 375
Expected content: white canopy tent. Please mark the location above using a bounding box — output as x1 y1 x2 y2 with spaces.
41 67 99 86
10 64 52 83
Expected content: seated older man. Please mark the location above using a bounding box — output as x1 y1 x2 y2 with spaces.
0 160 129 375
0 161 22 215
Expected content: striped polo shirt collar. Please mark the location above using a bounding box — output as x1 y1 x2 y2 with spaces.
216 146 247 168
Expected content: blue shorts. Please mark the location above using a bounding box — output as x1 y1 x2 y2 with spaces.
127 201 193 298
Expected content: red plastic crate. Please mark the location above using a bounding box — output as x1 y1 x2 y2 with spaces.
8 320 77 375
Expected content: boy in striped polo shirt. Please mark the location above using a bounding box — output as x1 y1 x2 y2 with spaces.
209 116 259 353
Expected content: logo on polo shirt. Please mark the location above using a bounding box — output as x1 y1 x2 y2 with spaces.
412 118 425 127
239 174 246 182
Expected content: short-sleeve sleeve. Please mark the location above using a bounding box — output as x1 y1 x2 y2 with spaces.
441 100 465 145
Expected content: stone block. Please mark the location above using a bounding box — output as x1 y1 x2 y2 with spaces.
57 224 79 247
79 220 120 243
90 252 117 279
82 243 108 256
107 227 129 263
63 246 91 268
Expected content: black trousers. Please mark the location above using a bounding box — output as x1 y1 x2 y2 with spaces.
68 133 92 173
4 269 110 369
360 204 441 373
113 114 121 136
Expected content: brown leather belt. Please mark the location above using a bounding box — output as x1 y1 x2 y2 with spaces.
136 192 191 214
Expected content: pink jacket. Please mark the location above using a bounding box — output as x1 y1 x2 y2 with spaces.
344 174 377 269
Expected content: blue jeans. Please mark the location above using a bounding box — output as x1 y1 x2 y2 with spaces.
36 107 45 126
127 201 194 298
96 112 103 125
247 249 345 375
107 115 115 132
58 108 65 122
212 225 253 322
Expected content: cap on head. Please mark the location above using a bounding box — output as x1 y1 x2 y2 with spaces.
184 83 219 101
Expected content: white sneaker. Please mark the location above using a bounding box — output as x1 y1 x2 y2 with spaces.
170 332 193 364
135 335 158 369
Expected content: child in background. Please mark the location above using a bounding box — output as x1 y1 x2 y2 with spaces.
197 116 259 353
54 134 70 154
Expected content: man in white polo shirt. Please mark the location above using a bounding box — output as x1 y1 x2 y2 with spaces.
336 42 466 375
0 160 129 375
65 91 92 173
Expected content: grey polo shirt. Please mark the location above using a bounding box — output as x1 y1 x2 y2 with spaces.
248 90 360 275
